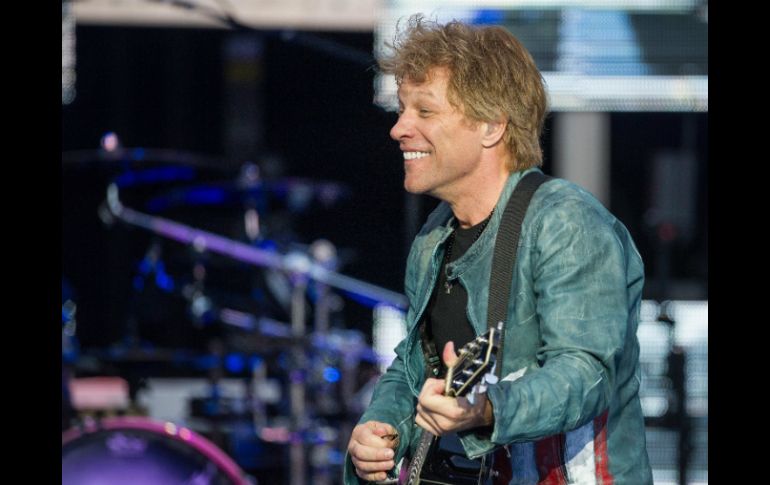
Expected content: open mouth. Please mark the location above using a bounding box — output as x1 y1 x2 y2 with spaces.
403 151 430 160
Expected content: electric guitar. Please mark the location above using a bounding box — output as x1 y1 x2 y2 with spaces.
402 323 502 485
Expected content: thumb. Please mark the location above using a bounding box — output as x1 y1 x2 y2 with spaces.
370 421 396 436
442 341 459 368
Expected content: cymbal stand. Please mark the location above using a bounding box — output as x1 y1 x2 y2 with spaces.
309 240 338 485
310 239 339 417
287 253 310 485
310 239 338 335
249 356 268 430
239 162 263 244
188 248 212 327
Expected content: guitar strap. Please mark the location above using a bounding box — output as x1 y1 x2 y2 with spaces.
418 171 553 378
486 171 552 377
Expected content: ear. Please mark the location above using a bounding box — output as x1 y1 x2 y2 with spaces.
481 119 506 149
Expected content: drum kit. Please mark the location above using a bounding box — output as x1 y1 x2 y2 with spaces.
62 137 408 485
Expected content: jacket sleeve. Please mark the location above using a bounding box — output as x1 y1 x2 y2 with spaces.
342 287 421 483
460 196 631 457
342 337 419 484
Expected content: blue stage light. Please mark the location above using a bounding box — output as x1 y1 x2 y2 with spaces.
323 366 340 383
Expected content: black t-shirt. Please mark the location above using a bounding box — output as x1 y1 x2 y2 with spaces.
425 219 488 375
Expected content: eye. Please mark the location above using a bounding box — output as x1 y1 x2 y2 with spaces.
418 108 431 117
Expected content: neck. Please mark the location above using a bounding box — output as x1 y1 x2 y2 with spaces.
448 167 509 229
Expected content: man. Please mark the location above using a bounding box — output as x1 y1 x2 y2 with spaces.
345 15 652 484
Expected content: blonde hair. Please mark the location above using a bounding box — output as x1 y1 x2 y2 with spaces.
379 15 548 171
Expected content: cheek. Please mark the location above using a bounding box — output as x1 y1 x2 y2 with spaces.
419 123 441 144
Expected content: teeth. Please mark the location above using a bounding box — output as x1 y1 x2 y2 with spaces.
403 151 430 160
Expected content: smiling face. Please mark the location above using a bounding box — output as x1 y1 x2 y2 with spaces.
390 67 489 201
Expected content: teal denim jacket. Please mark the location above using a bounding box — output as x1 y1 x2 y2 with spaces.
344 168 653 484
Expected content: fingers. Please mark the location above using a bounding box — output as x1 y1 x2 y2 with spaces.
416 399 463 435
350 444 395 482
349 437 396 460
421 378 446 397
348 427 396 460
416 378 490 434
418 379 459 419
358 424 397 449
348 421 398 481
442 341 459 368
350 454 395 476
356 470 391 482
369 421 398 442
415 404 441 435
416 382 456 435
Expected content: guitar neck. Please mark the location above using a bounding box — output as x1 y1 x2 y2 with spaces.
405 429 435 485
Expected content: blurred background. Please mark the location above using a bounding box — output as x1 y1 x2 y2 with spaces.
61 1 707 484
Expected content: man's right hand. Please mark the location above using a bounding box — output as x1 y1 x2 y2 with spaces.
347 420 398 482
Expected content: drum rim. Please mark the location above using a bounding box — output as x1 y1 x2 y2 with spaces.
62 416 248 485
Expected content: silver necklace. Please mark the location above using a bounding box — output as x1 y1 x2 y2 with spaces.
443 208 494 294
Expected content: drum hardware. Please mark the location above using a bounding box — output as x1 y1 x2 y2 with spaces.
76 284 387 481
104 161 350 218
309 238 339 335
187 242 218 329
285 251 311 485
62 144 231 170
62 298 80 430
247 356 269 430
62 416 253 485
67 146 362 482
103 181 408 310
87 167 412 483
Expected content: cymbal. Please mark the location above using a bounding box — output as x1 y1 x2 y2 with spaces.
64 146 350 211
62 147 230 171
141 178 350 213
220 309 380 364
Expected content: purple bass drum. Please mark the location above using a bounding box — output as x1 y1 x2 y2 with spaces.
62 416 252 485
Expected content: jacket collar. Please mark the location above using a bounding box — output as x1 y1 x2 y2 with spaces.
443 167 542 279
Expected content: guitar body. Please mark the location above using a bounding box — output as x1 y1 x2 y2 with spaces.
416 433 493 485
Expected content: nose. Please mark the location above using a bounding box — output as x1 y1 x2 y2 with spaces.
390 112 413 141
